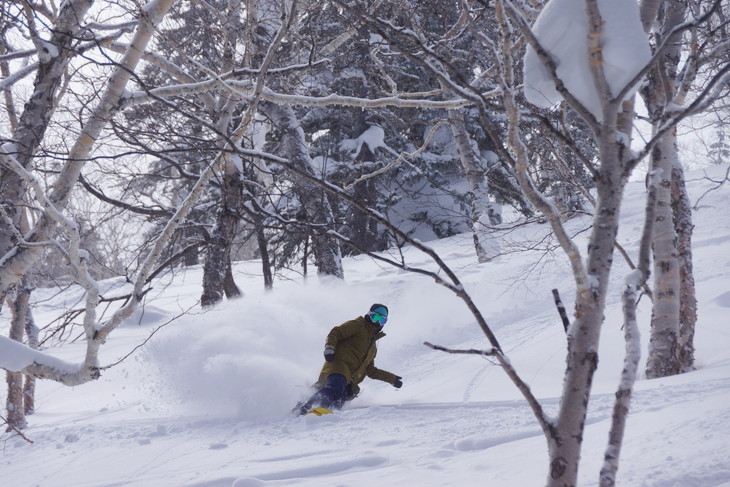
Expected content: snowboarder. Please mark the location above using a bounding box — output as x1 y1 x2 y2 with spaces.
294 303 402 415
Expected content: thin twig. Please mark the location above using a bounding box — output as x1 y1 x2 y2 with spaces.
100 304 198 369
424 341 499 357
0 415 34 443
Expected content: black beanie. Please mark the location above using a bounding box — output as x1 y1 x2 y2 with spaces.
369 303 388 317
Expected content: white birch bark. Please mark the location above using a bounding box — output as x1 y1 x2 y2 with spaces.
447 108 500 262
646 135 682 378
0 0 177 386
498 1 639 485
645 0 686 379
599 169 659 486
0 0 96 303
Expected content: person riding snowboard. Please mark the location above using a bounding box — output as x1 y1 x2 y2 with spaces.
295 303 402 415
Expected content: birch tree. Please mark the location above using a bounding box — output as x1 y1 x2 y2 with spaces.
1 0 98 429
1 0 178 391
642 0 686 378
641 0 728 378
328 0 729 486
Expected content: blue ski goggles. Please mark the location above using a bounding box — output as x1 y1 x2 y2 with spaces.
369 312 388 325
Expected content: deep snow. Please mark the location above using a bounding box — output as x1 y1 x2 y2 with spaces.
1 165 730 487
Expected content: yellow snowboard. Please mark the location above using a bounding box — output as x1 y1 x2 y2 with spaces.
305 407 333 416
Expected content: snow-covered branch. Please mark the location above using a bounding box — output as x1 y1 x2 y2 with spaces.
343 120 449 190
2 132 105 384
505 0 600 131
258 87 479 109
122 80 479 110
0 61 39 91
84 20 138 32
0 0 177 386
0 48 37 63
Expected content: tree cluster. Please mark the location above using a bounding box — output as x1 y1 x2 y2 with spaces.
1 1 729 486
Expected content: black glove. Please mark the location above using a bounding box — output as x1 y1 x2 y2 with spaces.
393 377 403 388
324 348 335 362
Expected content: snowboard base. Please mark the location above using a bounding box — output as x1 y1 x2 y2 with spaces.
305 407 333 416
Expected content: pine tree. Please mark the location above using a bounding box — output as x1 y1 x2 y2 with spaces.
708 126 729 165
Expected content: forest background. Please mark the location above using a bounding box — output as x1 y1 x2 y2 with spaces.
1 1 729 486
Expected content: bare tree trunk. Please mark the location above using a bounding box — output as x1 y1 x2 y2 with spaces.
4 369 23 431
11 0 95 168
23 298 38 416
646 135 682 378
506 3 610 483
202 168 244 307
671 162 696 372
0 40 19 132
548 140 626 486
351 180 378 252
242 160 274 290
599 163 659 487
645 0 686 379
5 214 35 423
350 126 379 253
255 224 274 290
447 108 499 262
302 235 309 279
5 283 31 430
492 3 631 483
223 255 243 299
200 0 244 307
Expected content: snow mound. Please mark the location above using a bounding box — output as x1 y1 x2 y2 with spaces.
523 0 652 119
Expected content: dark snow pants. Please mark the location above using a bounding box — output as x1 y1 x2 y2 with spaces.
308 373 349 410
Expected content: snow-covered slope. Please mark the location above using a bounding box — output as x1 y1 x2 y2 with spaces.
1 165 729 487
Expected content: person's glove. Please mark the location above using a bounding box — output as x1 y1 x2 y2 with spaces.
324 348 335 362
393 377 403 388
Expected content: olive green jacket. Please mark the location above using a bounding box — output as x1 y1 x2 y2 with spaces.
316 316 399 395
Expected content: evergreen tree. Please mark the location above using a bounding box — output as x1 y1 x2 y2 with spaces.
709 126 729 165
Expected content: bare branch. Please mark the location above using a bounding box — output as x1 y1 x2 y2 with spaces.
424 341 498 357
552 289 570 333
628 62 730 175
0 414 34 442
693 165 730 209
100 304 198 370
